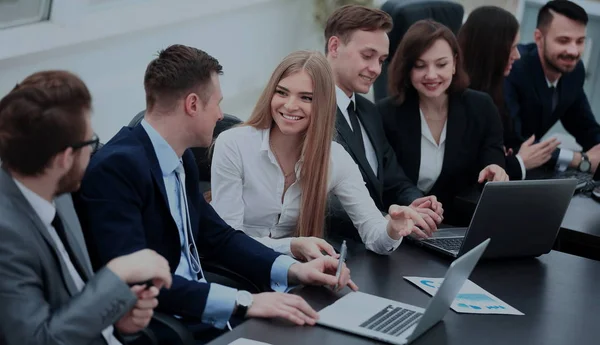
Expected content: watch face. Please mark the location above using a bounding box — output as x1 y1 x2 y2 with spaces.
581 160 591 172
237 291 253 307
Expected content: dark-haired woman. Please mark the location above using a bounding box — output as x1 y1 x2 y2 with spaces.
458 6 560 180
377 19 508 225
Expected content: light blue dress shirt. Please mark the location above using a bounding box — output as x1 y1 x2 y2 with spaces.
141 120 297 329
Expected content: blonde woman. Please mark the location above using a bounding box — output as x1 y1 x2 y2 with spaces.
210 51 428 262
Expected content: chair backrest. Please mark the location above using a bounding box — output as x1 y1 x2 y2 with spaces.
373 0 464 102
127 110 243 183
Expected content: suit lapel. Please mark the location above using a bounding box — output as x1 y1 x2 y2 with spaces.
0 169 81 296
55 196 93 281
432 93 467 191
529 48 555 133
133 125 171 209
398 98 422 184
335 107 380 189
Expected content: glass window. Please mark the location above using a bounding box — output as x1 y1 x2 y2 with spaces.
0 0 51 29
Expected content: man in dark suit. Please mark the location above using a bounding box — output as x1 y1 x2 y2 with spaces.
324 5 443 232
505 0 600 173
75 45 356 343
0 70 172 345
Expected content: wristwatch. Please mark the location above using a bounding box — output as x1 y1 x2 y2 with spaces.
579 152 592 173
233 290 253 318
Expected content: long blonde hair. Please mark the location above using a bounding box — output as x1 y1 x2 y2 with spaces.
245 50 336 238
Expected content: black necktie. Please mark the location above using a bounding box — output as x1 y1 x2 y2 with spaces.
347 101 365 156
52 214 87 282
550 86 559 113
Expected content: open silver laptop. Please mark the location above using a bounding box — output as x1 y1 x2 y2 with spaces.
317 239 490 345
418 179 577 259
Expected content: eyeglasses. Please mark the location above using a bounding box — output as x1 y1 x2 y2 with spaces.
71 133 100 152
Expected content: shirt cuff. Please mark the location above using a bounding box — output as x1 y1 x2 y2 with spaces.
515 154 527 180
278 237 294 257
556 148 574 172
270 255 299 292
201 283 237 329
380 228 403 253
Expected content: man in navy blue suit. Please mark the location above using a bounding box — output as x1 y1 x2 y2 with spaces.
505 0 600 173
75 44 357 343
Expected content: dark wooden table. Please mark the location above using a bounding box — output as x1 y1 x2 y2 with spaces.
555 194 600 260
208 242 600 345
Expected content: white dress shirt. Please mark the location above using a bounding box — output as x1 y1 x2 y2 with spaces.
417 109 447 193
13 179 121 345
210 126 401 256
335 86 379 176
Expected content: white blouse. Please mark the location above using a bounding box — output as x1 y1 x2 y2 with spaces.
417 109 447 193
210 126 401 256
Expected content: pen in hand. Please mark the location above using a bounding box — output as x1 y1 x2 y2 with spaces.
333 240 348 291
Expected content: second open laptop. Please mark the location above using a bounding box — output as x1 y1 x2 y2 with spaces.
417 179 577 259
317 239 490 345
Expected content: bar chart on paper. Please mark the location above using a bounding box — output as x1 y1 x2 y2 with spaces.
404 277 524 315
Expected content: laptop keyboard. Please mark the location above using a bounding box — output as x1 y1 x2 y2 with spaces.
359 305 422 337
423 238 463 252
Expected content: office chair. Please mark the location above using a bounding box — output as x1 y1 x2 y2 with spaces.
373 0 464 102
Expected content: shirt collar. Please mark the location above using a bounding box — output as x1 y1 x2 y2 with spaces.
259 127 305 164
141 119 181 176
335 85 356 112
545 76 560 88
259 127 271 153
13 178 56 227
419 109 447 146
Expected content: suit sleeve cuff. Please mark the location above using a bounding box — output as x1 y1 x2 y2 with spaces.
270 255 299 292
556 148 574 171
201 284 237 329
515 154 527 180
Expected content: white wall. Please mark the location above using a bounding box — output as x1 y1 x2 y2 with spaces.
0 0 323 141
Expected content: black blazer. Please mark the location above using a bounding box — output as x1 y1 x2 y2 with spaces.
334 94 424 210
504 43 600 167
377 89 505 211
75 124 280 321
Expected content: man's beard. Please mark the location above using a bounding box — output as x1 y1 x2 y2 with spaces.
543 42 579 74
55 161 84 196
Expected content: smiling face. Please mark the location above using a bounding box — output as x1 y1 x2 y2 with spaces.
410 38 456 100
328 29 389 96
536 11 586 75
270 70 313 136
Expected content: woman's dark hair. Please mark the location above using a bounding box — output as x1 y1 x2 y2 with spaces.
387 19 469 104
458 6 519 121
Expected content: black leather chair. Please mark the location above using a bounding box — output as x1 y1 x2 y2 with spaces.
373 0 464 102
